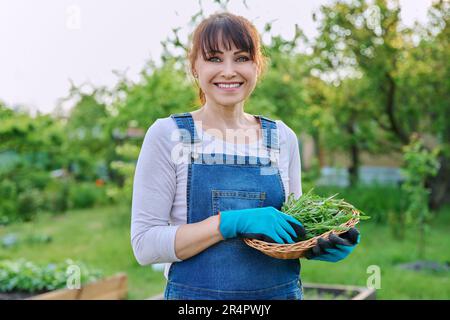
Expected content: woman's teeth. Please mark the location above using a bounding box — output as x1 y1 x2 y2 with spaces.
216 83 242 88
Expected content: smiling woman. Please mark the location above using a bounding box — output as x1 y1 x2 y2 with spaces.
131 12 307 301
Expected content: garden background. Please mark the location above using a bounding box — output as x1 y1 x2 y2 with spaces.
1 0 449 299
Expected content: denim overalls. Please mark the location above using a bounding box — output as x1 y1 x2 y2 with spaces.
164 112 302 300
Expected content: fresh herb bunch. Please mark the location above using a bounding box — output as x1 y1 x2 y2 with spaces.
281 189 370 240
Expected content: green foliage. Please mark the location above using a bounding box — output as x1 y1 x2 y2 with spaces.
246 27 312 135
16 189 45 222
0 168 51 224
401 134 440 258
110 59 197 131
313 184 404 224
60 89 114 182
0 179 18 225
0 259 102 293
2 204 449 299
1 232 52 249
69 182 107 209
1 0 449 226
43 179 70 213
0 104 71 224
313 0 450 202
301 158 321 192
108 143 141 206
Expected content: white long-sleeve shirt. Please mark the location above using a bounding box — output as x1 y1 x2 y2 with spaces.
130 116 302 278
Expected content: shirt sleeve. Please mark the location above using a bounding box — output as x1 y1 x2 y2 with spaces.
285 123 303 200
131 119 182 265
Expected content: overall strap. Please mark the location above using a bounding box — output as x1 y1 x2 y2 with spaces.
170 112 201 145
256 115 280 151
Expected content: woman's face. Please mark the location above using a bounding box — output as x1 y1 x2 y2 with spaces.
194 40 258 108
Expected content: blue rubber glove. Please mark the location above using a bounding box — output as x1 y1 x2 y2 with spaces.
219 206 306 244
305 228 360 262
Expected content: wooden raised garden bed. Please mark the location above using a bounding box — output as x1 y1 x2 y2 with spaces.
26 273 128 300
147 282 376 300
302 282 376 300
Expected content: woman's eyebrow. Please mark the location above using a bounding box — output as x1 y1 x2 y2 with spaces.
207 49 248 55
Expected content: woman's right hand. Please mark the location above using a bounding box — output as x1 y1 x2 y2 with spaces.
218 206 306 244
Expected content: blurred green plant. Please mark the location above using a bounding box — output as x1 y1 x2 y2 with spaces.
400 134 440 258
0 179 18 225
0 259 103 293
69 182 107 209
301 158 321 193
16 189 45 222
1 233 52 249
43 179 70 213
314 184 404 225
108 143 141 206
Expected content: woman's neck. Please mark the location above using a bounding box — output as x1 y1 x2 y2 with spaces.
191 102 261 145
197 102 254 130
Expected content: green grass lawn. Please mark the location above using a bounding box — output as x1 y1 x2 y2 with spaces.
1 204 449 299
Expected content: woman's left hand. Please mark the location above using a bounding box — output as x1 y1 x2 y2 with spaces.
305 228 360 262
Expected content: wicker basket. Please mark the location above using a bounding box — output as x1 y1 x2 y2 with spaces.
243 208 360 260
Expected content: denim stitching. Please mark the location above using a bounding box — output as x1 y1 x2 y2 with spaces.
211 190 266 215
196 155 272 166
167 279 299 295
212 190 266 199
186 163 192 223
276 169 286 203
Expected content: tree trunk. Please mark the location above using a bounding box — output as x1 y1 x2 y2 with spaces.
346 120 360 187
385 73 410 145
349 142 360 187
426 153 450 211
426 120 450 211
312 131 325 167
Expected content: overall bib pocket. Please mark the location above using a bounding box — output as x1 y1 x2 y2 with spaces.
211 189 266 215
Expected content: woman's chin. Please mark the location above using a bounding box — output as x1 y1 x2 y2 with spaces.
210 96 247 107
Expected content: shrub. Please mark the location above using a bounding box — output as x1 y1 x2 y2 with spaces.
0 168 52 224
313 184 404 224
15 170 51 191
16 189 45 222
43 179 70 213
400 135 439 258
69 182 107 209
0 259 103 293
0 179 18 225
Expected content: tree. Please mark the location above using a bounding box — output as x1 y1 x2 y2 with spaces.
60 85 112 181
312 0 450 207
401 1 450 209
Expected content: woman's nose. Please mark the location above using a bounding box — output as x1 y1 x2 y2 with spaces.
221 60 237 78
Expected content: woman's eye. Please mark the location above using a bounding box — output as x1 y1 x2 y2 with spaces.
237 56 250 62
207 57 220 62
206 56 250 62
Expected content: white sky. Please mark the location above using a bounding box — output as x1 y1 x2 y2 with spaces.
0 0 433 115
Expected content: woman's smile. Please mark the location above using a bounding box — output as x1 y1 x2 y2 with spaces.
213 82 244 92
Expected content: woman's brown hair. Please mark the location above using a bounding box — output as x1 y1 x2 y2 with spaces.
187 12 268 104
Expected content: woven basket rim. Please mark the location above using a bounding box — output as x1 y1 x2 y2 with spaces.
243 207 361 257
